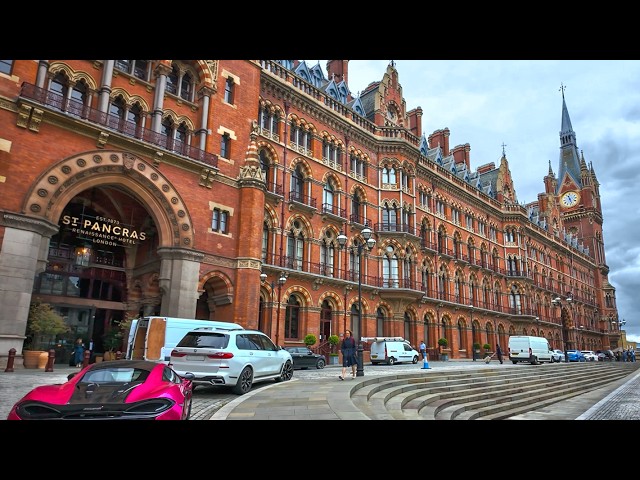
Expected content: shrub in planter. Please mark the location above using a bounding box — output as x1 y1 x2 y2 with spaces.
483 343 492 352
473 342 482 352
304 334 317 347
437 337 448 348
25 300 70 351
328 334 340 353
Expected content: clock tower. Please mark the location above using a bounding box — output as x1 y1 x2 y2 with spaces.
552 85 613 330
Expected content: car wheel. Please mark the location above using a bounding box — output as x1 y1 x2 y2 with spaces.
387 357 395 365
316 358 325 369
183 395 193 420
232 366 254 395
276 360 294 382
412 356 419 364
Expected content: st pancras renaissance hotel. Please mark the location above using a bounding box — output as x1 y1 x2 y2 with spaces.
0 59 623 367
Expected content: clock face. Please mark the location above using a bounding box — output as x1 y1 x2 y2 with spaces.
561 191 579 207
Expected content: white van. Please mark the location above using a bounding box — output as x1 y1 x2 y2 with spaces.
508 335 554 365
366 337 420 365
126 316 241 363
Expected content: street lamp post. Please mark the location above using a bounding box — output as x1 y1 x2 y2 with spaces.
552 292 572 363
470 305 476 362
274 272 287 346
337 228 376 377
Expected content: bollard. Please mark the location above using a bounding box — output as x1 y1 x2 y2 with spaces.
4 347 16 372
45 349 55 372
421 353 431 369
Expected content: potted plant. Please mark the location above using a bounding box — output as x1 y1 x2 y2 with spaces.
438 337 449 361
328 334 340 365
23 300 70 368
483 343 492 353
304 334 317 348
473 342 482 353
102 327 124 361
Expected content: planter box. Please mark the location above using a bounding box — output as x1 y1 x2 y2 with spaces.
328 355 340 365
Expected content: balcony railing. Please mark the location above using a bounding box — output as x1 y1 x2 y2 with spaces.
20 83 218 168
289 191 317 208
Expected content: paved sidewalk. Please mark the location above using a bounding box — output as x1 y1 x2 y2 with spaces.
2 360 640 420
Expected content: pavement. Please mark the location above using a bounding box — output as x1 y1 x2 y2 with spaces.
2 359 640 420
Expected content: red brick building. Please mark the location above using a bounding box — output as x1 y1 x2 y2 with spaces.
0 59 621 365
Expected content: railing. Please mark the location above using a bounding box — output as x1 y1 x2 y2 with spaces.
322 203 346 218
20 83 218 168
374 223 418 235
350 214 372 227
289 191 317 208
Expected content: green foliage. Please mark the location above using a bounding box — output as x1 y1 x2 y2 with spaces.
26 300 69 349
328 335 340 346
473 342 482 351
304 334 317 347
438 337 448 348
102 327 124 352
483 343 492 351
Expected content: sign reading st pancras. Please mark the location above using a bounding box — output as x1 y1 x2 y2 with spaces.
61 214 146 247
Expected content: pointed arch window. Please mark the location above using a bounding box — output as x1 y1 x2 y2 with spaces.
320 233 335 277
284 294 300 340
262 222 269 263
291 164 305 202
286 221 305 271
403 247 413 288
376 307 385 336
382 203 397 231
323 178 335 212
383 245 399 288
351 192 362 224
509 284 522 315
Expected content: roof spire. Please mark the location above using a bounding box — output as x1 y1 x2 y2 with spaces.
501 142 507 157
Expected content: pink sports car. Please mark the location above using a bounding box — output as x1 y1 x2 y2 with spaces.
7 360 194 420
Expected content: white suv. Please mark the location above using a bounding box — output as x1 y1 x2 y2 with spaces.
169 326 294 395
581 350 598 362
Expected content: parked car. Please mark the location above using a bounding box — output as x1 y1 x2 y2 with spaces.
169 326 294 395
551 349 565 362
581 350 598 362
7 360 194 420
566 350 586 362
285 346 326 369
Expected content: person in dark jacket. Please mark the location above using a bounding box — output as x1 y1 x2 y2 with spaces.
496 344 504 364
73 338 85 367
339 330 357 380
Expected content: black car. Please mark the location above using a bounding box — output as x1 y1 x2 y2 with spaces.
285 347 326 369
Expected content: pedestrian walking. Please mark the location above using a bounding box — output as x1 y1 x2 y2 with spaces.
419 340 426 360
496 344 504 364
73 338 85 367
339 329 357 380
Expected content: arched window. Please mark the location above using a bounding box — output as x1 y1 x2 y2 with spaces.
166 65 179 95
509 284 522 314
382 203 397 231
320 231 335 277
291 164 305 201
262 222 269 263
352 192 362 224
376 308 385 336
286 220 305 271
323 178 335 213
350 303 361 340
403 247 413 288
383 245 399 288
284 294 300 340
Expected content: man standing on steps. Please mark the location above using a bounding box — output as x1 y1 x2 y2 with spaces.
496 344 504 364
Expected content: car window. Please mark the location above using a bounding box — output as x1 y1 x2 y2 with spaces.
254 333 277 351
177 332 229 348
237 334 263 350
82 367 149 383
404 344 412 352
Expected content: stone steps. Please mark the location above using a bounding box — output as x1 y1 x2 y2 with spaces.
347 362 640 420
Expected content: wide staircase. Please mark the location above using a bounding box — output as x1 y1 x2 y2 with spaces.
348 362 640 420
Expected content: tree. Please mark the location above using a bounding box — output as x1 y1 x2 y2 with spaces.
25 300 69 350
304 334 317 347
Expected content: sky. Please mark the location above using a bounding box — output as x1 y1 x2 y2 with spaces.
305 60 640 343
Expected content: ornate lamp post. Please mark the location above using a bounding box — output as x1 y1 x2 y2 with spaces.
470 304 476 362
552 292 573 363
337 228 376 377
261 271 287 345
